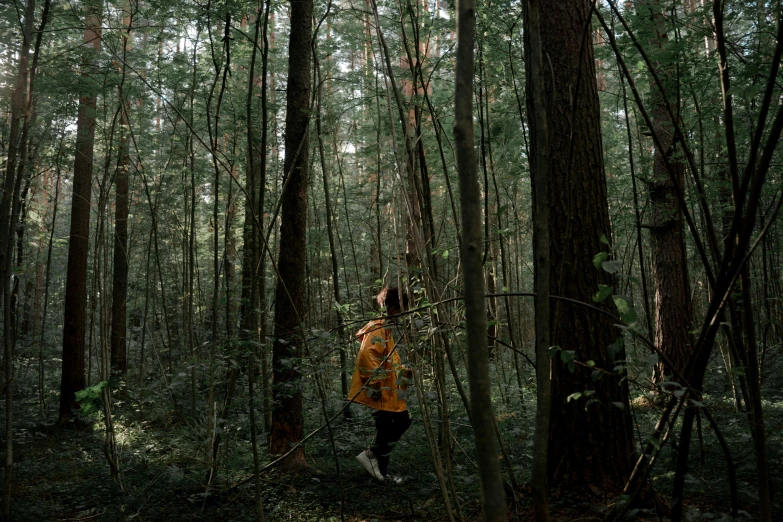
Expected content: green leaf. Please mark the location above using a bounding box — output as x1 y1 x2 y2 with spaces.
601 260 623 274
594 285 613 303
560 350 576 373
75 380 109 416
593 251 609 269
608 337 624 358
613 296 637 324
599 234 610 245
560 350 575 365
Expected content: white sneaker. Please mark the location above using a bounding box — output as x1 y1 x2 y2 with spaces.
384 474 403 484
356 450 384 481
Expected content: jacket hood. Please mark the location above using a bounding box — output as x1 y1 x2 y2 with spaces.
356 319 384 338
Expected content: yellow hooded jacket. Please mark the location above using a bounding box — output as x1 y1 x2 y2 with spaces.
348 319 408 412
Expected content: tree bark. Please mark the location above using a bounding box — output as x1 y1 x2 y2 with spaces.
110 6 133 377
454 0 507 517
637 0 694 384
268 0 312 467
2 2 37 515
525 1 634 493
523 0 552 517
59 0 102 422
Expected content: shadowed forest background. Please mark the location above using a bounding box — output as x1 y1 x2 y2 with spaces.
1 0 783 520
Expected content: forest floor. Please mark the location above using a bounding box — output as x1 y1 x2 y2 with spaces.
4 381 783 521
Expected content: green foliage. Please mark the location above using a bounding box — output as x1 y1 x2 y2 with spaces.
75 376 121 416
3 0 782 518
593 284 613 303
593 251 609 269
549 346 576 373
612 295 637 325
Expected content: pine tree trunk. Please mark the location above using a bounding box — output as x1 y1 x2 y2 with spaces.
523 0 552 517
268 0 312 467
638 0 694 384
110 8 131 377
525 1 634 493
60 0 102 422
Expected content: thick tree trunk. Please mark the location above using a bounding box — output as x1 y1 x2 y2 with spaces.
525 1 634 493
60 0 102 422
639 0 694 384
268 0 312 467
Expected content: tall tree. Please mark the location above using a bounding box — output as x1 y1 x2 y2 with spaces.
454 0 506 517
524 0 552 517
2 1 37 515
268 0 313 467
60 0 102 421
242 3 270 517
110 2 133 377
525 2 634 492
637 0 694 384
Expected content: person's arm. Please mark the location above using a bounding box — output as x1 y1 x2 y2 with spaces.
397 366 413 390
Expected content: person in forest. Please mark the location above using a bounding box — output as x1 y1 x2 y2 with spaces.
349 286 413 482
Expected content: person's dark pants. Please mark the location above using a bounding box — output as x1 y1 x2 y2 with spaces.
370 409 412 476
